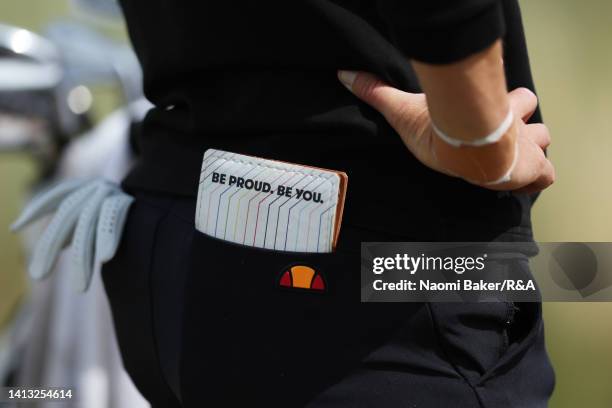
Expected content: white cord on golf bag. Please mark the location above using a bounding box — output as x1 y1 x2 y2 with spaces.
11 178 134 292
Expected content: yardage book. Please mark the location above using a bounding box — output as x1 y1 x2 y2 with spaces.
195 149 348 253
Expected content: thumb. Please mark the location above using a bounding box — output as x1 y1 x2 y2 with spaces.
508 87 538 122
337 70 423 127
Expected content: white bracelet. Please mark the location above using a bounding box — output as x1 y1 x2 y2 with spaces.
432 109 514 148
483 139 519 185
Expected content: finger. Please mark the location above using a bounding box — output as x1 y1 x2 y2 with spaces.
28 183 98 280
515 158 556 194
508 87 538 122
96 193 134 264
71 183 115 292
524 123 551 149
11 179 87 232
337 70 422 127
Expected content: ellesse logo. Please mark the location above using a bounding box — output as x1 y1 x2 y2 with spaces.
278 264 326 292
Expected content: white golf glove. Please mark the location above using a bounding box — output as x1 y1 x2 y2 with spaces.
11 178 134 292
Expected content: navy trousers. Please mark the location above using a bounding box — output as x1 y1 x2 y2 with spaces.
102 191 555 407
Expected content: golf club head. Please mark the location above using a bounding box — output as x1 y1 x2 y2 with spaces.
0 23 91 173
0 24 61 154
0 23 62 91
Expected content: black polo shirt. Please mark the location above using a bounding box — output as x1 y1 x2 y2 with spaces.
119 0 541 243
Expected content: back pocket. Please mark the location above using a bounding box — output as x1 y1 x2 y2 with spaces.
178 226 396 406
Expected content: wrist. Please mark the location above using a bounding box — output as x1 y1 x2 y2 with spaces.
433 119 519 184
432 109 514 147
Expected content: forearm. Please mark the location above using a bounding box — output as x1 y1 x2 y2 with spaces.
411 40 510 143
411 39 518 183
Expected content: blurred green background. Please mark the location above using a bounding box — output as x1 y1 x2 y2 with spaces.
0 0 611 407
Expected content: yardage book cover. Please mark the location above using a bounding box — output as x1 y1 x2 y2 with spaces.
196 149 347 253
